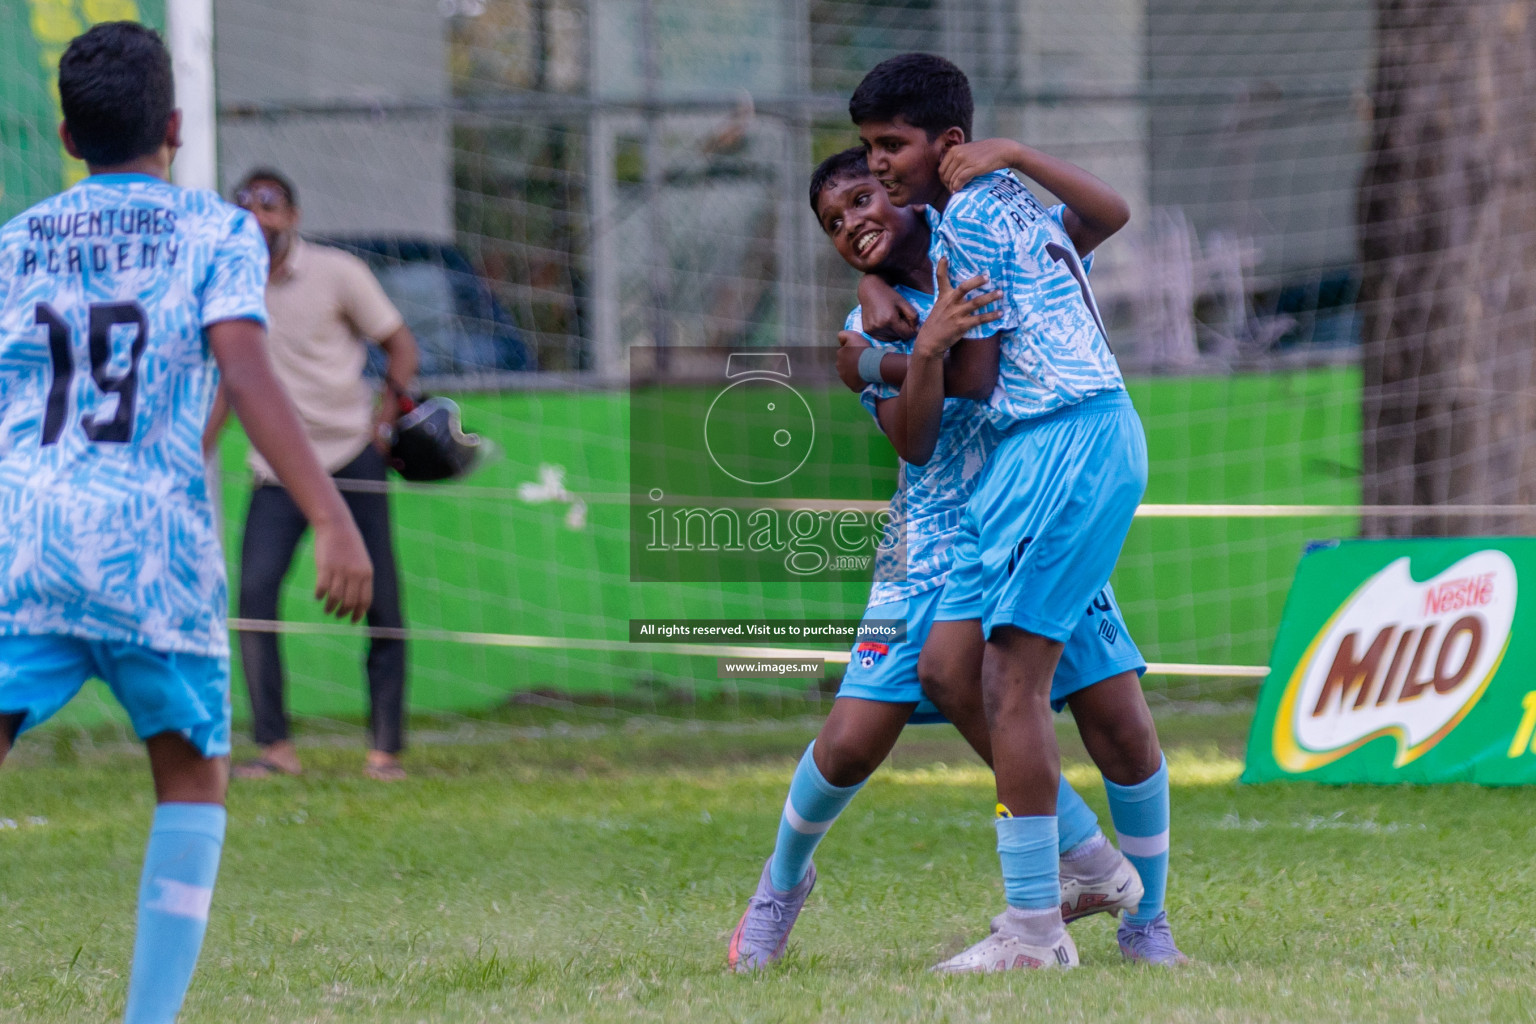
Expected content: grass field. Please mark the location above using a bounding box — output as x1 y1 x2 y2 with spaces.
4 705 1532 1024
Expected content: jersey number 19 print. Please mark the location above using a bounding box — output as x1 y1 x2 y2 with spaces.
34 300 147 445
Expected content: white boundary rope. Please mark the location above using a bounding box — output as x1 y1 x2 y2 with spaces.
233 493 1522 682
322 479 1536 521
229 617 1269 677
1134 503 1532 518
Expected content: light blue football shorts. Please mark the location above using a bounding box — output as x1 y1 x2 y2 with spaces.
935 389 1147 645
841 582 1146 719
0 634 231 757
837 587 950 724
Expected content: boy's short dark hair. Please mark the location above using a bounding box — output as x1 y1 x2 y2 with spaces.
808 147 871 216
236 167 299 208
58 22 175 167
849 52 973 142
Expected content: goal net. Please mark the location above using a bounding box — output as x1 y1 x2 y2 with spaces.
10 0 1501 738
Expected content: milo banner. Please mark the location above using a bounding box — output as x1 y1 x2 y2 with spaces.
1244 537 1536 785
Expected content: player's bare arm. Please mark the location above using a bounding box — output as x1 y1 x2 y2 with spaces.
939 138 1131 258
837 331 997 403
207 318 373 621
373 323 421 453
939 333 999 401
835 331 910 394
201 383 231 458
856 272 921 341
871 258 999 465
841 263 1000 401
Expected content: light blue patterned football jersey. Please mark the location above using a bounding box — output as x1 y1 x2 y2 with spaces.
0 173 268 656
929 171 1123 428
850 285 1000 604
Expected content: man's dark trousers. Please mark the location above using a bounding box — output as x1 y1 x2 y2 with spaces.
238 445 406 753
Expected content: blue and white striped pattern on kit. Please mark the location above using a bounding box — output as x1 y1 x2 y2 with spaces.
849 286 1001 605
930 172 1124 429
0 174 269 656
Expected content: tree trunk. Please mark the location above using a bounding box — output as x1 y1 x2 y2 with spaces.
1358 0 1536 537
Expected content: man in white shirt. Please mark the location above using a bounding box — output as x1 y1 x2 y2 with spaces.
206 167 419 781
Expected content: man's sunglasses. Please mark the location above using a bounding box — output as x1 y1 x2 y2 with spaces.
234 184 291 211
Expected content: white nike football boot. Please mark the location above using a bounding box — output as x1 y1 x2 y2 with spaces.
1060 847 1144 922
933 909 1079 974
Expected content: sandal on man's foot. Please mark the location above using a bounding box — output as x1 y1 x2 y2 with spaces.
232 758 301 780
363 761 407 782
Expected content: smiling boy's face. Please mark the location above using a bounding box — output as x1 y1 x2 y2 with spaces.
815 172 918 274
857 116 958 208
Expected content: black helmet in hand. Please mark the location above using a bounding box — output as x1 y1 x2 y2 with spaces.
388 395 483 482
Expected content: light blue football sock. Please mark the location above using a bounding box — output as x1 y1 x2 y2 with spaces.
768 742 864 892
996 814 1059 910
1055 776 1102 855
1105 755 1170 926
124 803 226 1024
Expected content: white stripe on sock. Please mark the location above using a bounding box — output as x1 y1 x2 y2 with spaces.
1116 830 1170 858
145 878 214 921
783 797 837 836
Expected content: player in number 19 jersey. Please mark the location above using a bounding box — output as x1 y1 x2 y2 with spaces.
0 22 372 1024
0 171 266 656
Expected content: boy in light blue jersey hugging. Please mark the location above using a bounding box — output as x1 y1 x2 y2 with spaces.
847 53 1186 971
727 147 1150 972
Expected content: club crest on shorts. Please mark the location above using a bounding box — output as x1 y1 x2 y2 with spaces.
855 642 888 670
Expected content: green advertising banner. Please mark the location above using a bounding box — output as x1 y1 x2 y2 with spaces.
1244 537 1536 786
1 1 165 224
